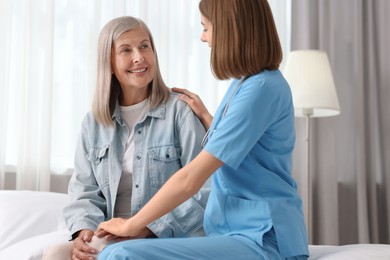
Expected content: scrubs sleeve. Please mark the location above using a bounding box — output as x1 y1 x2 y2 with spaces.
204 76 291 170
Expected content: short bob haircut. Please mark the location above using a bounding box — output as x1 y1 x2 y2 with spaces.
92 16 169 126
199 0 282 80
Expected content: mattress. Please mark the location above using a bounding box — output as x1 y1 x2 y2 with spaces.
1 190 389 259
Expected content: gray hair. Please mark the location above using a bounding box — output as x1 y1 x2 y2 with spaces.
92 16 169 126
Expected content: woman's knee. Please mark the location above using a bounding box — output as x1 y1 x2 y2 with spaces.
42 241 72 260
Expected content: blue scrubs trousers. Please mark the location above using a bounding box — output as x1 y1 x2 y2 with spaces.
98 230 307 260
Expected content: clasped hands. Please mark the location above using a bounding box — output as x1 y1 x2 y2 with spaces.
71 218 150 260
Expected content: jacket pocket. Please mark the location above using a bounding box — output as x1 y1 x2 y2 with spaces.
86 145 110 186
148 145 181 188
87 145 110 164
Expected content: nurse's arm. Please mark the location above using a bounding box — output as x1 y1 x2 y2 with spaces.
98 150 222 237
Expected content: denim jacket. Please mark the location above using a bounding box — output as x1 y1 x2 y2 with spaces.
63 92 209 238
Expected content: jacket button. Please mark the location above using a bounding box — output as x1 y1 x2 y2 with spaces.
135 184 139 188
165 154 170 158
138 130 141 134
136 155 141 160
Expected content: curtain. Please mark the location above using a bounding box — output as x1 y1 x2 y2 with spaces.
0 0 291 191
290 0 390 245
0 0 222 191
0 0 54 191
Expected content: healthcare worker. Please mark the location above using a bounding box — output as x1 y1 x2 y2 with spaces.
97 0 309 259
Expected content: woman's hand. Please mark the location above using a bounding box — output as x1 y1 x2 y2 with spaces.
97 217 142 238
72 229 97 260
172 87 213 130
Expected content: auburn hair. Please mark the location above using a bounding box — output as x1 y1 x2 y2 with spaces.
199 0 282 80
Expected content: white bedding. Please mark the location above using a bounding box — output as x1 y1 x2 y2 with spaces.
1 190 389 260
309 244 390 260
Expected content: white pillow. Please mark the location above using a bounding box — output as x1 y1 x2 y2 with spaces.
0 190 69 250
0 228 70 260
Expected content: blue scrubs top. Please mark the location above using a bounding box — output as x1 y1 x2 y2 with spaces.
203 70 309 258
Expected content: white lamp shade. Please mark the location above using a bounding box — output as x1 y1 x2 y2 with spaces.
283 50 341 117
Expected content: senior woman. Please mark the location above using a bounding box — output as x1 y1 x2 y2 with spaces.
42 16 209 260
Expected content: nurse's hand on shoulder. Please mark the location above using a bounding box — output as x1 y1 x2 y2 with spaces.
172 87 213 129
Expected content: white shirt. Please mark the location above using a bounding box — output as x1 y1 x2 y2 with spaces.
114 99 149 218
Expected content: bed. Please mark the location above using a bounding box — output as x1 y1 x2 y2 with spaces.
1 190 389 259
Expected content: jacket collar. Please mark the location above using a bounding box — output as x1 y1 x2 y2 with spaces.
112 99 166 125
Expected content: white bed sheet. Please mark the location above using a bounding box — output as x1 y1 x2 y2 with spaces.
309 244 390 260
1 190 390 260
